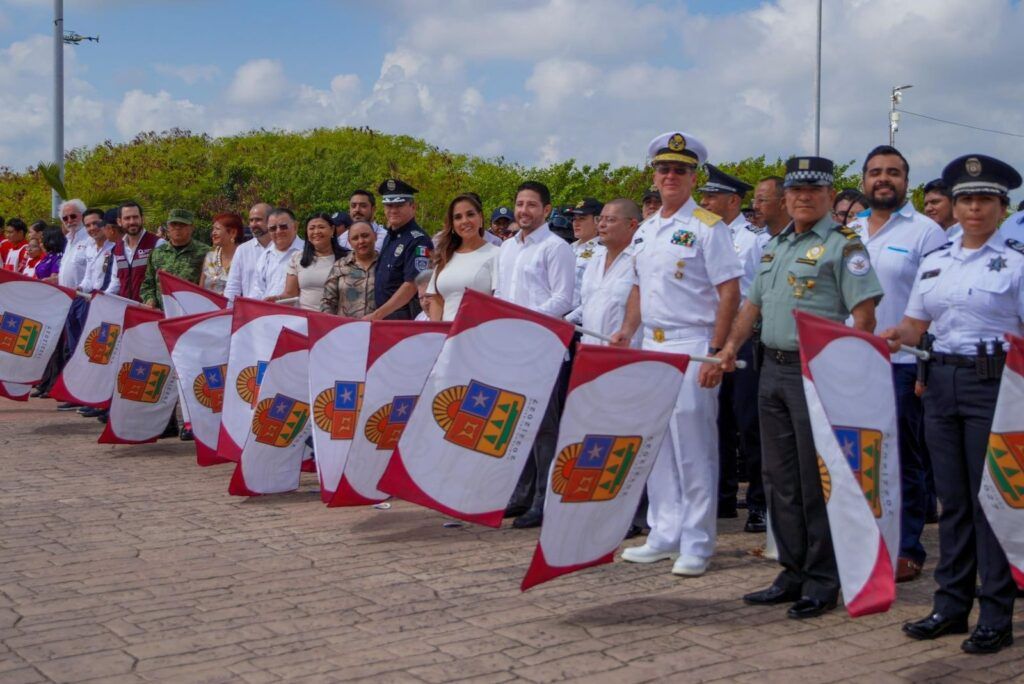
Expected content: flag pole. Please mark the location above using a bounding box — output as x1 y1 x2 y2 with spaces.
574 326 745 368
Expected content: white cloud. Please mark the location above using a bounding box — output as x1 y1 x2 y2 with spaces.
226 58 289 107
154 63 220 85
115 89 205 138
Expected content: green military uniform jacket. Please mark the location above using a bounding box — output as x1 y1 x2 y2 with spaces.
749 215 883 351
140 240 211 309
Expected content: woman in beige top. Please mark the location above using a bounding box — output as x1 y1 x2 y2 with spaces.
271 213 345 310
320 221 379 318
198 212 242 294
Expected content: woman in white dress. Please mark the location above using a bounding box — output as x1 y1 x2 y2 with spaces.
427 193 499 321
273 213 346 311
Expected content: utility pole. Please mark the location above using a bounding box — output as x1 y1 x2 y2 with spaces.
813 0 822 155
890 84 912 146
52 0 63 218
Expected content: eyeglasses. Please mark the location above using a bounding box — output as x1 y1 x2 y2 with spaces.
267 224 292 232
61 213 79 222
653 163 693 176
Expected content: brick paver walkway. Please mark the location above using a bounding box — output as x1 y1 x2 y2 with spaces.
1 399 1022 683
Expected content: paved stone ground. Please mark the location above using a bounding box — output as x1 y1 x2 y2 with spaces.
1 400 1022 683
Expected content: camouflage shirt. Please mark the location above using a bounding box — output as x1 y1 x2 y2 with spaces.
140 240 212 308
320 251 379 318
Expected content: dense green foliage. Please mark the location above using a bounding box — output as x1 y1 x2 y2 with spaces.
0 127 866 234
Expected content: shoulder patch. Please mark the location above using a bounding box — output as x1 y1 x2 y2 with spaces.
409 229 426 238
834 225 859 240
924 241 952 258
692 207 721 227
1006 239 1024 255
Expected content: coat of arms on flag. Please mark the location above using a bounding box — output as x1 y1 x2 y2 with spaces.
313 381 364 440
432 380 524 457
252 393 309 447
83 322 121 365
986 432 1024 509
235 360 269 407
0 312 42 357
833 426 882 518
117 359 171 403
364 395 417 451
552 434 641 503
193 364 227 413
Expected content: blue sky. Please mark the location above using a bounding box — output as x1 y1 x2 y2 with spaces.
1 0 1023 199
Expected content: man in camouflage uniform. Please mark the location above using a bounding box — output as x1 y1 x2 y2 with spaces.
140 208 211 309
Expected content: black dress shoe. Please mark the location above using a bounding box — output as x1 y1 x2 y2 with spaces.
158 422 179 439
30 387 44 398
624 524 644 540
179 427 195 441
504 504 529 519
962 626 1013 654
97 412 108 424
743 585 801 605
902 612 969 640
744 509 767 533
787 596 837 619
78 407 104 418
512 509 543 529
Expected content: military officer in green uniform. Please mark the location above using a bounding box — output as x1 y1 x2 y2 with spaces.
140 208 211 309
718 156 884 619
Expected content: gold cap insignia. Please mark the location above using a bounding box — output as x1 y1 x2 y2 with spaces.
667 133 686 152
966 157 982 177
798 159 810 170
387 179 396 191
576 200 585 208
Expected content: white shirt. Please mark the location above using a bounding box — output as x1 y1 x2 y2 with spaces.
570 236 604 309
630 199 744 332
849 204 946 363
79 240 114 292
427 242 499 321
58 224 89 288
251 238 306 301
337 222 386 252
224 237 272 303
494 223 575 317
905 232 1024 355
726 214 765 298
1000 210 1024 242
567 242 641 347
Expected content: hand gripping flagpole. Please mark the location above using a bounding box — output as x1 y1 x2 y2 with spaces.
900 345 930 361
574 326 747 369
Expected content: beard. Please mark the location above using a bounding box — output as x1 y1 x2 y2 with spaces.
868 183 904 210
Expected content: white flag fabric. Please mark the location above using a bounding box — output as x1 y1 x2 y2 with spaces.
329 321 449 506
979 333 1024 590
379 289 575 526
50 292 134 407
796 310 900 616
522 345 689 590
0 381 30 401
307 313 370 503
0 271 75 384
99 306 179 444
158 309 232 466
218 299 307 463
230 329 311 496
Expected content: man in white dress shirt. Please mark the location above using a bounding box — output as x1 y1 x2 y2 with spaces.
849 145 947 583
55 199 88 287
495 180 576 528
611 131 743 577
251 208 305 301
566 197 604 308
223 203 273 303
338 190 386 251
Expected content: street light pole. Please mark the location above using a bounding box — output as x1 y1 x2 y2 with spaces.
890 84 912 147
52 0 63 218
813 0 822 155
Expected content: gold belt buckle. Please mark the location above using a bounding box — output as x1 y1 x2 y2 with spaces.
653 328 665 343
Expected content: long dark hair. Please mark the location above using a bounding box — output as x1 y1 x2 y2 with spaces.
300 213 347 267
42 227 66 255
434 193 485 274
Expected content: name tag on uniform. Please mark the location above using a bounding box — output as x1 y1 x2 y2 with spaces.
670 230 696 247
921 269 941 280
760 253 774 263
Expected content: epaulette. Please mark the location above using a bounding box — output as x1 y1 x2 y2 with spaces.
834 225 859 240
1007 239 1024 255
692 207 721 227
745 224 765 234
410 230 426 239
923 242 952 258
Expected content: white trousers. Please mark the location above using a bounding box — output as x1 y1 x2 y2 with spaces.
642 334 720 559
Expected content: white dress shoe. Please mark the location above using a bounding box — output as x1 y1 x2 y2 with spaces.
671 555 708 576
620 544 678 564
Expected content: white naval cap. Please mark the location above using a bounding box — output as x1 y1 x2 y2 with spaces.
646 131 708 167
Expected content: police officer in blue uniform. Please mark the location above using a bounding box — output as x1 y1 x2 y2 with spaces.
884 154 1024 654
371 178 435 320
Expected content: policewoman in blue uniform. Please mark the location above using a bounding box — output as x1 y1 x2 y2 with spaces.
884 154 1024 654
371 178 435 320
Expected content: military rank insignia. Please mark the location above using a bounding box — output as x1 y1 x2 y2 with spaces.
986 432 1024 508
670 229 696 247
551 434 641 503
0 311 42 358
193 364 227 413
117 358 171 404
313 381 364 440
83 322 121 365
235 360 269 407
364 395 417 451
252 393 310 447
432 380 524 458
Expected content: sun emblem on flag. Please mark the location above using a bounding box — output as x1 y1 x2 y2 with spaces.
551 434 641 503
834 426 883 518
192 364 227 413
0 311 42 358
251 393 310 447
817 454 832 502
432 380 525 458
312 381 364 440
83 322 121 365
364 395 417 451
235 360 269 407
116 358 171 403
986 432 1024 509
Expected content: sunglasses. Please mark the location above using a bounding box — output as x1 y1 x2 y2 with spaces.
267 224 292 232
61 213 79 221
653 163 694 176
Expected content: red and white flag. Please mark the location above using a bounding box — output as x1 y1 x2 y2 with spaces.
99 306 179 444
979 333 1024 589
158 309 232 466
329 321 449 506
0 270 75 384
307 313 370 503
230 329 311 496
0 382 30 401
522 345 689 590
158 271 227 317
50 292 134 407
378 290 575 526
218 299 307 463
796 311 900 616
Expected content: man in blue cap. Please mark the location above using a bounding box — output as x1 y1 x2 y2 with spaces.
370 178 435 320
488 206 513 243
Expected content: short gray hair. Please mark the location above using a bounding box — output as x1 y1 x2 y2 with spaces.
59 198 86 217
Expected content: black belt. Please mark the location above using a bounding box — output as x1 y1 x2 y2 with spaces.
929 352 977 368
763 347 801 365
